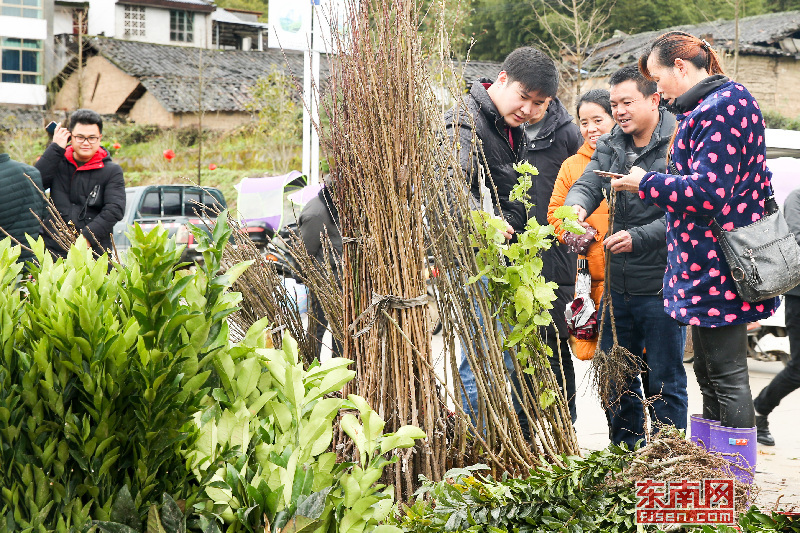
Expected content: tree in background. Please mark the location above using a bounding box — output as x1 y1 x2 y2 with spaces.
213 0 269 20
462 0 780 62
528 0 616 104
466 0 547 61
246 68 302 164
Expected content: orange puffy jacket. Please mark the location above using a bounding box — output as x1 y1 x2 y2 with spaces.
547 141 609 361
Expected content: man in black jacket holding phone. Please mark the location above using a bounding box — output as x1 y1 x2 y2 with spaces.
35 109 125 259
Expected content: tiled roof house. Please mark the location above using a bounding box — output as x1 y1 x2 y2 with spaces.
51 37 503 129
576 11 800 116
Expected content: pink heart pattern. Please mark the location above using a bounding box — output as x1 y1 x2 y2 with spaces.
636 79 778 327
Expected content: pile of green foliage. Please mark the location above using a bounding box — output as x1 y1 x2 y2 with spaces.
392 450 800 533
0 218 424 532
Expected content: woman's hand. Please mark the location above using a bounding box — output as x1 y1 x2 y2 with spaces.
610 166 647 193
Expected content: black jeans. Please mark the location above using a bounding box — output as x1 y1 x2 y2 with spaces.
754 294 800 416
692 323 755 428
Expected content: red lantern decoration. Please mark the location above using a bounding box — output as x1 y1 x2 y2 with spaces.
163 149 175 160
208 163 217 170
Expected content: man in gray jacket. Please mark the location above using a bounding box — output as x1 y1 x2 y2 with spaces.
565 66 687 449
0 147 44 266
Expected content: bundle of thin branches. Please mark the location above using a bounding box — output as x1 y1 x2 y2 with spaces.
591 190 641 409
623 429 755 515
280 227 344 352
26 174 111 261
314 0 450 498
222 215 316 360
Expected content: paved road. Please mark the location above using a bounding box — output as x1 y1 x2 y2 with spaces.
425 332 800 511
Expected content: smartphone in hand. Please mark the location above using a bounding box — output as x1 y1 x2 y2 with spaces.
45 121 58 135
593 170 625 179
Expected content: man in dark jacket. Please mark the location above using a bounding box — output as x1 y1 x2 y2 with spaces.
565 66 687 448
34 109 125 259
753 187 800 446
0 148 44 265
298 181 342 358
522 81 582 424
444 46 574 435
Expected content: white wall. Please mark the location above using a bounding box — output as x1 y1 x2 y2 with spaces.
0 82 46 105
88 0 116 37
53 6 74 35
0 15 47 40
113 4 211 47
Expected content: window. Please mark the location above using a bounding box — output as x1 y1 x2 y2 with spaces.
138 191 160 217
1 38 42 84
170 10 193 43
184 190 200 216
0 0 41 18
163 191 181 217
123 5 145 37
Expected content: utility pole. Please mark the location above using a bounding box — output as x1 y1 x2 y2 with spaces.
197 48 204 185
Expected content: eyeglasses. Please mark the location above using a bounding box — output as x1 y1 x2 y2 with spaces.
73 135 101 145
610 98 642 111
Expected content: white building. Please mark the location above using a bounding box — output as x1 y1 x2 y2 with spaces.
0 0 51 106
53 0 214 48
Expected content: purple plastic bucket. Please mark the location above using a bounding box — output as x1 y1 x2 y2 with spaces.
690 414 720 449
709 424 757 484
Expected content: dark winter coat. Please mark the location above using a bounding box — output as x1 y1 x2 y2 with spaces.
786 189 800 298
298 186 342 268
639 80 779 326
522 97 582 287
565 110 676 296
444 80 528 232
34 143 126 258
0 154 44 263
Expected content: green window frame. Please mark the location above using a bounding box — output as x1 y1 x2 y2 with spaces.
0 0 42 18
1 38 42 85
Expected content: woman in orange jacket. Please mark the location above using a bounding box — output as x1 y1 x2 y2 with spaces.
548 90 616 361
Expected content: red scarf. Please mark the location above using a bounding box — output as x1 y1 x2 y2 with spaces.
65 145 107 171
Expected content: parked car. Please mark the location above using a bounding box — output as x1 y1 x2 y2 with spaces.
113 185 273 264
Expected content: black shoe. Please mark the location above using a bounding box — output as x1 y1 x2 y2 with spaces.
755 414 775 446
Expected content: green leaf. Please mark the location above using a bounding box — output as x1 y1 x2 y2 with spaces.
514 285 534 317
341 413 367 459
160 494 185 533
91 522 141 533
236 357 261 398
109 486 141 531
379 425 427 454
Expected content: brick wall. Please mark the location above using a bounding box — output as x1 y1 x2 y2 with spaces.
53 56 139 113
563 55 800 119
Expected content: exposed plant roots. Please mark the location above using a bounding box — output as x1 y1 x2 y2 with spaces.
621 429 756 516
590 190 640 409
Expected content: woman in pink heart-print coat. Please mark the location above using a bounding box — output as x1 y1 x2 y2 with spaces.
611 32 779 456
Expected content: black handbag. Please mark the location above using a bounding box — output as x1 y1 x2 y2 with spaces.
709 196 800 303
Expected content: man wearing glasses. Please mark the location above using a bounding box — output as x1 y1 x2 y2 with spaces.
565 66 687 449
35 109 125 259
